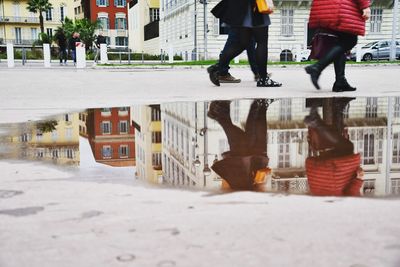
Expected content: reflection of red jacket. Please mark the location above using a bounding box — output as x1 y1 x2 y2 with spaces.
306 153 362 196
308 0 370 36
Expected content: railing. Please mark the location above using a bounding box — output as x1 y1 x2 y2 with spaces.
0 16 39 24
0 39 38 46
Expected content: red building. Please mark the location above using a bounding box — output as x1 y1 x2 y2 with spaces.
84 0 128 46
86 107 135 167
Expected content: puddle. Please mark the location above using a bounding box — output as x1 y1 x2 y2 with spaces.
1 96 400 197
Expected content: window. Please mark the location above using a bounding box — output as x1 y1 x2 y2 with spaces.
395 97 400 118
392 179 400 195
115 37 127 46
65 114 71 122
119 107 128 112
151 106 161 121
97 0 108 7
150 8 160 22
363 133 375 164
102 146 112 158
393 133 400 163
60 6 65 21
66 149 74 159
366 97 378 118
46 8 53 21
119 121 128 134
52 149 59 159
281 8 294 37
15 27 22 44
98 17 109 30
101 121 111 134
31 28 38 40
278 132 290 168
114 0 126 7
152 131 162 143
65 128 73 140
115 17 127 29
46 28 53 38
119 145 129 158
152 152 162 166
279 98 292 121
51 130 58 141
370 8 383 33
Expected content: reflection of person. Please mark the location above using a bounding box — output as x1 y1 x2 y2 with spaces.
209 0 281 87
207 26 261 83
305 0 371 92
94 33 107 63
208 99 272 190
304 98 363 196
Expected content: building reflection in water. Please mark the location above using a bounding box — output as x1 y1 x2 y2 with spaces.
0 113 80 166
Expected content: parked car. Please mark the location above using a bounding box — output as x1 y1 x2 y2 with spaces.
349 40 400 61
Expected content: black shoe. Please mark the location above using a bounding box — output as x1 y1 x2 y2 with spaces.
254 73 271 82
219 73 241 83
207 64 220 86
305 65 321 90
332 79 356 92
304 109 323 128
207 101 231 121
256 77 282 87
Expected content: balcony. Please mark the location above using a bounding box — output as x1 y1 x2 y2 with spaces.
0 39 38 46
0 16 39 24
144 20 159 41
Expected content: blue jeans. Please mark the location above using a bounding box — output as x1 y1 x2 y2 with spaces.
219 27 258 76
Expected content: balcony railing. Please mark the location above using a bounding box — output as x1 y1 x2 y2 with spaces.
144 20 159 41
0 39 38 46
0 16 39 24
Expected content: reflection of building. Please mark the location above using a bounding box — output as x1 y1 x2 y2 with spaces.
127 0 159 54
0 0 75 45
161 102 226 189
85 0 128 46
79 111 88 137
131 105 162 183
7 113 80 165
86 107 135 167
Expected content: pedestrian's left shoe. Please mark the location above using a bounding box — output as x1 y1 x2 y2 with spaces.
256 77 282 87
332 78 356 92
207 64 220 86
254 73 272 81
219 73 241 83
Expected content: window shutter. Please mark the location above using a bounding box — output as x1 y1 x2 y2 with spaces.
114 0 117 6
106 0 109 7
127 147 129 157
96 0 100 6
107 18 110 29
100 122 104 134
123 0 126 7
110 122 112 134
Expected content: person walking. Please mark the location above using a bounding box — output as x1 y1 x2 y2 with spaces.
207 26 260 83
305 0 371 92
69 32 81 66
93 33 107 64
55 29 67 65
208 0 281 87
208 99 273 190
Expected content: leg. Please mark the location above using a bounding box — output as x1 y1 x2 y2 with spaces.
244 100 267 155
246 38 258 76
219 27 238 75
305 31 357 90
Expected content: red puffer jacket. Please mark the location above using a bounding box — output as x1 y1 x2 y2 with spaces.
309 0 371 36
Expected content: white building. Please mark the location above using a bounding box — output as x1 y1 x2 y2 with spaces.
128 0 160 54
158 0 400 61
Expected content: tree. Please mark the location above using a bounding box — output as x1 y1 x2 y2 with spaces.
61 17 99 50
26 0 52 35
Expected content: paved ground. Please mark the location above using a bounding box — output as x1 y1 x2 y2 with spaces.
1 64 400 123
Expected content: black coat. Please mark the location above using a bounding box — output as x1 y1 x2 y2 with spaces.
211 0 265 27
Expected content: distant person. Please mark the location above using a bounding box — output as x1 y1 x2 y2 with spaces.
69 32 81 66
208 0 281 87
55 29 67 65
304 98 363 196
208 99 273 190
305 0 371 92
93 33 107 64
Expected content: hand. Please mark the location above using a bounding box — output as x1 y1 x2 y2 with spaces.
362 7 371 21
356 167 364 179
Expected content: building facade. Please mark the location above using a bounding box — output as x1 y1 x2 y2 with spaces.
158 0 400 60
127 0 160 54
85 0 128 46
86 107 135 167
0 0 74 45
131 104 163 183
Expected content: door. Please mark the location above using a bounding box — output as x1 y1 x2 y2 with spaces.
15 27 22 44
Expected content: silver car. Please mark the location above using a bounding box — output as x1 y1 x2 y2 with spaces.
350 40 400 61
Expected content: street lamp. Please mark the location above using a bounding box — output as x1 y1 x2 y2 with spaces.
390 0 399 60
199 0 208 60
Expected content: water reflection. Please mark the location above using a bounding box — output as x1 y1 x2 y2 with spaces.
1 96 400 197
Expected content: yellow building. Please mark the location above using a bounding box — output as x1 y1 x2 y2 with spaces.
0 0 74 45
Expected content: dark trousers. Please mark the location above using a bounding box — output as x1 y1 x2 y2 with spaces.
219 27 258 76
218 100 267 156
219 26 269 79
316 31 358 81
59 48 67 63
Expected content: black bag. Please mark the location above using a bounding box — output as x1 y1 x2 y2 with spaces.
310 31 338 60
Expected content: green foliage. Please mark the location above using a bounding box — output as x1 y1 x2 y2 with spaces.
62 17 99 49
36 120 58 133
26 0 52 33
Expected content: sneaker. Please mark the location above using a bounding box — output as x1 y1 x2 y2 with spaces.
219 73 241 83
257 77 282 87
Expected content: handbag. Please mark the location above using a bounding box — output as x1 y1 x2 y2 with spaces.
310 31 338 60
256 0 274 14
